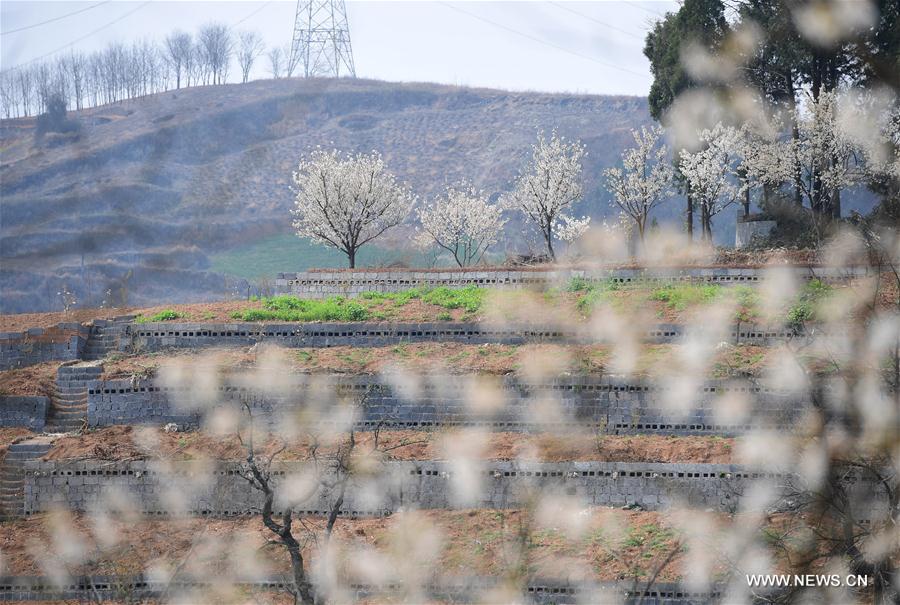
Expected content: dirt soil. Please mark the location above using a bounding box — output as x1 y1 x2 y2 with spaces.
0 361 60 396
42 426 735 464
0 428 36 458
0 509 705 583
98 343 773 380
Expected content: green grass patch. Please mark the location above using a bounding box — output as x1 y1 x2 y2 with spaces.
563 278 621 314
362 286 485 313
230 296 369 322
135 309 182 323
209 234 438 280
649 284 722 311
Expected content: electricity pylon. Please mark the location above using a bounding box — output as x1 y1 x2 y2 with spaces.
289 0 356 78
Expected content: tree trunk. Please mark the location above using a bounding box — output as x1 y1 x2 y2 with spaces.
743 186 751 217
686 194 693 241
286 541 314 604
545 227 556 262
347 248 356 269
701 204 712 242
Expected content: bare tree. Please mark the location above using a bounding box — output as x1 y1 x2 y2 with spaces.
267 46 285 79
237 31 265 84
67 52 88 110
0 71 15 118
197 23 233 85
164 31 193 90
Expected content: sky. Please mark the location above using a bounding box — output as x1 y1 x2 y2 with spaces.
1 1 678 96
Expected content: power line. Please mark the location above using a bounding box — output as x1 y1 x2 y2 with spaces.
231 1 274 28
619 1 670 19
548 2 643 40
1 1 151 73
438 2 649 79
1 1 112 36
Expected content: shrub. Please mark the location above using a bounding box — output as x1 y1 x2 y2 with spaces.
35 94 81 139
787 279 832 329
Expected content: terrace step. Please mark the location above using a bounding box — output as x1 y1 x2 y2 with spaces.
45 363 102 433
0 439 53 521
82 319 133 361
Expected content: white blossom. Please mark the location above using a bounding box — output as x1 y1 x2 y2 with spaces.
504 131 590 260
750 91 864 213
604 125 673 240
679 123 747 240
416 185 506 267
291 149 414 268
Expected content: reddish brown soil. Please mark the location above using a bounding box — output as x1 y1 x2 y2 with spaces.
99 344 772 380
0 509 699 583
43 427 734 464
0 362 59 396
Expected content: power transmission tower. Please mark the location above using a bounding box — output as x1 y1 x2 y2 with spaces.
289 0 356 78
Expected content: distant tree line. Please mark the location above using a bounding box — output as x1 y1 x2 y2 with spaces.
0 22 290 119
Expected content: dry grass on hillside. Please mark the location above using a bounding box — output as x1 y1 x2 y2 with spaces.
94 343 772 381
0 509 695 583
41 427 734 464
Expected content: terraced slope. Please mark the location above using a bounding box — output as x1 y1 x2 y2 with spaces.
0 78 652 314
0 272 894 604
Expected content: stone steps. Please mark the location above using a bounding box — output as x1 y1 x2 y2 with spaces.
81 318 133 361
44 363 103 433
0 439 52 521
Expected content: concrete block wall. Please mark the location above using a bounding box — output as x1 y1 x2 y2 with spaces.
0 324 90 371
86 374 807 435
275 266 868 298
127 321 805 353
0 397 48 432
0 574 724 604
21 459 785 516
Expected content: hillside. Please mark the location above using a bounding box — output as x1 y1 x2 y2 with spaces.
0 78 652 313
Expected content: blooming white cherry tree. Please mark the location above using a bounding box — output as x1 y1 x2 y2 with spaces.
750 91 863 217
679 123 747 241
504 131 591 260
291 149 414 268
604 125 673 241
416 185 506 267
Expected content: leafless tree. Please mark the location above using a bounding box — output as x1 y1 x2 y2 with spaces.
164 31 193 90
238 31 265 84
197 22 233 85
267 46 285 79
67 52 88 110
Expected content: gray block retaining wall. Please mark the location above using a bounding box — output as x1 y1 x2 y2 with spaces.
22 459 777 516
0 397 48 432
0 324 90 371
87 375 806 435
129 321 806 352
0 574 725 604
275 266 867 298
